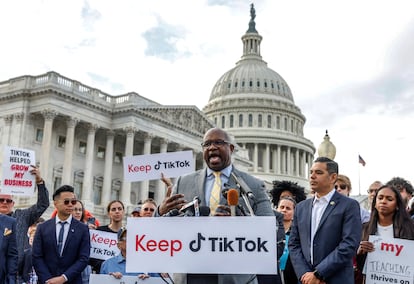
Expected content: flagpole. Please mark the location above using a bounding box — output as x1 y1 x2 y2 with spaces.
358 154 361 195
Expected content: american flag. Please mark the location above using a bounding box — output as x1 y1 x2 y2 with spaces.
358 155 366 166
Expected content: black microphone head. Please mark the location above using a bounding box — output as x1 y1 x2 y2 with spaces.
199 206 210 216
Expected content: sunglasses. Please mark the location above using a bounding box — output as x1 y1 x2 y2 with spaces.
0 198 13 204
143 208 155 212
334 184 347 190
62 199 77 205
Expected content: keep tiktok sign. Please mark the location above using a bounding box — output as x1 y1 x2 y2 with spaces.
1 146 36 195
126 217 277 274
123 150 194 182
365 236 414 284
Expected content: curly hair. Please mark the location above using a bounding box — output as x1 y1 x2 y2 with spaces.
270 180 306 207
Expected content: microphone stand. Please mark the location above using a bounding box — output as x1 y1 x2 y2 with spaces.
230 172 255 216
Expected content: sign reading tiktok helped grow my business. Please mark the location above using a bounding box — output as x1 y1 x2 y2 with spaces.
125 216 277 274
1 146 36 195
365 235 414 284
123 150 194 182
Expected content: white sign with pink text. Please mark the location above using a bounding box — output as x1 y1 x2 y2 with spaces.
123 150 194 182
1 146 36 195
126 216 277 274
365 235 414 284
89 229 120 260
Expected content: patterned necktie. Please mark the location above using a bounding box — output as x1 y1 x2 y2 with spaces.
57 221 67 256
209 172 222 214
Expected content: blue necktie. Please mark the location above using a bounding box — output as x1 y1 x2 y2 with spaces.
57 221 67 256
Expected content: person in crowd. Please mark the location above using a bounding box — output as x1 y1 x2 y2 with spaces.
276 197 298 284
270 180 306 207
409 197 414 219
130 206 141 217
289 157 362 284
32 185 90 284
0 213 18 284
140 198 157 217
89 200 125 274
101 228 159 280
367 181 383 207
386 177 413 210
72 200 93 284
158 127 275 284
357 185 414 281
20 217 44 284
0 165 49 282
335 174 370 223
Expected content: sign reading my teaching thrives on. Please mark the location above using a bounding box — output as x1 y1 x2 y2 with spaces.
1 146 36 195
123 150 194 182
89 230 120 260
365 235 414 284
125 217 277 274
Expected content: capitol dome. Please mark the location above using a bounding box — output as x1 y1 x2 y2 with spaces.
203 4 315 189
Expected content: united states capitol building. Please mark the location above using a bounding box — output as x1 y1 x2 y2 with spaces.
0 7 314 220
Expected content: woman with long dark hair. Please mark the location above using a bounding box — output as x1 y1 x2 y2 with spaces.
356 185 414 281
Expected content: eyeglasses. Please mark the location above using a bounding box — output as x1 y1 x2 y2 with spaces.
201 140 230 148
62 199 77 205
0 198 13 204
73 208 83 212
334 184 347 190
143 208 155 212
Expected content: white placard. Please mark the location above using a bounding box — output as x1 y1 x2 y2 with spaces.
1 146 36 195
365 235 414 284
123 151 194 182
89 274 173 284
89 230 120 260
126 216 277 274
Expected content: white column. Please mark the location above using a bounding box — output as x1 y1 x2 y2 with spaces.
264 144 270 173
62 117 78 184
11 113 24 147
272 147 277 174
40 109 57 193
295 148 300 176
81 124 98 207
0 115 13 163
287 147 291 175
121 127 136 206
155 139 169 205
101 131 115 206
276 145 281 174
139 134 153 202
253 143 258 172
300 150 305 177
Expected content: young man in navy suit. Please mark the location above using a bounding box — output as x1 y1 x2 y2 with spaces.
32 185 90 284
288 157 362 284
0 213 17 284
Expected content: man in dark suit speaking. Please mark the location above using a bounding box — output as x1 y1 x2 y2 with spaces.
32 185 90 284
288 157 362 284
158 127 277 284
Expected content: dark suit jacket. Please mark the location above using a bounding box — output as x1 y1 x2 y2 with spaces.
173 167 275 284
288 191 362 284
32 217 90 284
0 214 17 284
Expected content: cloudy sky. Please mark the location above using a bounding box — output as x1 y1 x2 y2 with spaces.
1 0 414 195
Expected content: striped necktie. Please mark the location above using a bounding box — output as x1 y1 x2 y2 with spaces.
209 172 221 215
57 221 67 256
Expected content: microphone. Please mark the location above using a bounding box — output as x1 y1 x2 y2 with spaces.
198 206 211 216
227 188 239 216
230 172 255 199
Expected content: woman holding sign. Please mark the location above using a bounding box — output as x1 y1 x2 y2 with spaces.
356 185 414 282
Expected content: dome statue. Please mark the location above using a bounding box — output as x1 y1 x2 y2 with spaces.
317 130 336 160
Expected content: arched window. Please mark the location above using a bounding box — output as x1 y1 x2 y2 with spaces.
267 115 272 128
276 116 280 129
248 114 253 127
239 114 243 127
221 116 225 128
258 114 262 127
230 115 234 128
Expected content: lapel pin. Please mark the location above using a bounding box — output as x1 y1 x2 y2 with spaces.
330 201 335 206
